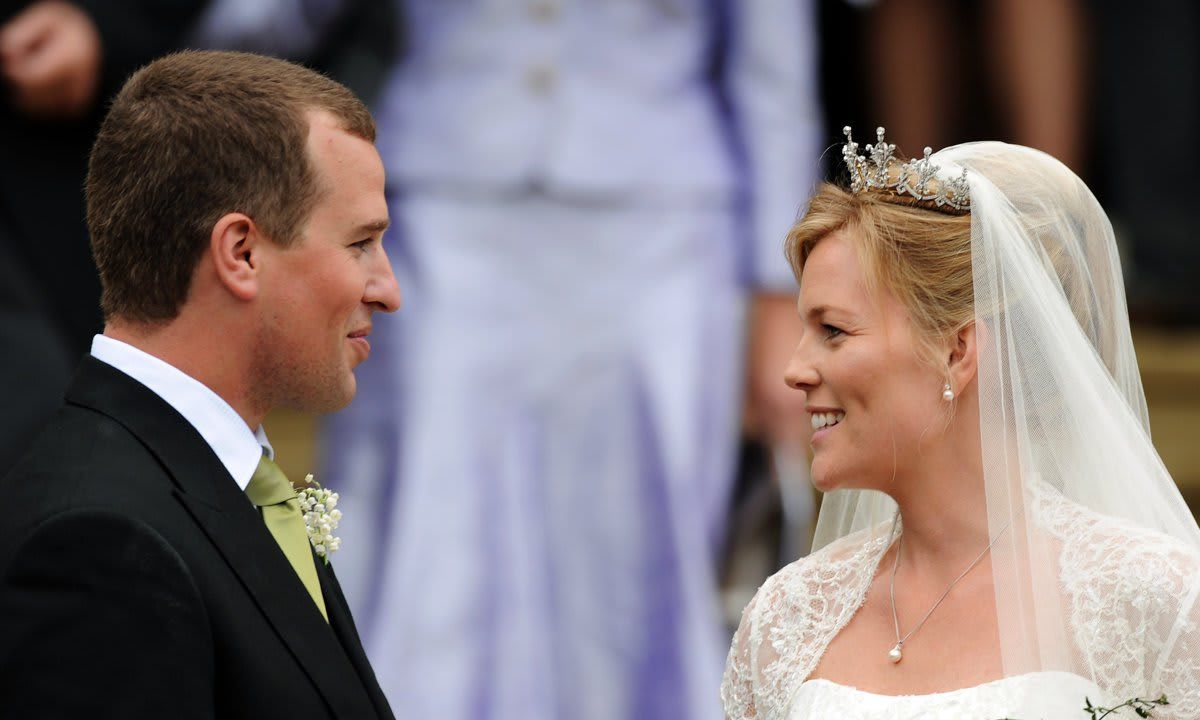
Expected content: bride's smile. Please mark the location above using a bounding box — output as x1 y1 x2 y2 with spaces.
808 408 844 432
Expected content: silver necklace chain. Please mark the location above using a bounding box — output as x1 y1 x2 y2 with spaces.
886 521 1010 663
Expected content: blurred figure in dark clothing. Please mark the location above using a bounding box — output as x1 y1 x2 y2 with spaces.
185 0 398 108
0 0 209 473
865 0 1088 173
1093 1 1200 326
826 0 1195 324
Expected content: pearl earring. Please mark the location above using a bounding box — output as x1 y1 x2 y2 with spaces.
942 383 954 401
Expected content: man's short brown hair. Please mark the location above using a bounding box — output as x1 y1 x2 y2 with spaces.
87 50 376 323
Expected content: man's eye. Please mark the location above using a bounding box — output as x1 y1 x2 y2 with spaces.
351 239 372 251
822 324 844 339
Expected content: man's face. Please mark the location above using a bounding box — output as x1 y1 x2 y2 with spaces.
254 111 400 413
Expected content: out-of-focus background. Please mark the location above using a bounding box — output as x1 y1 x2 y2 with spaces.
1 1 1196 718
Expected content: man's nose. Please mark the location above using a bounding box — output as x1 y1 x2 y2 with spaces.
367 246 402 313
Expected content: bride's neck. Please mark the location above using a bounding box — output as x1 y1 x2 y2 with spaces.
888 428 992 575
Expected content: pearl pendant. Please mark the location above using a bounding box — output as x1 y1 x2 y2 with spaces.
888 644 903 663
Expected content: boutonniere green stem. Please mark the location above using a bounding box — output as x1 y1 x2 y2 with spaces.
995 693 1169 720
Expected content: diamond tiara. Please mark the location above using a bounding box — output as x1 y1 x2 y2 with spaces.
842 126 971 212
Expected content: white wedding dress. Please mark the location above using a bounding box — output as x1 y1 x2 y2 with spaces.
721 483 1200 719
790 672 1102 719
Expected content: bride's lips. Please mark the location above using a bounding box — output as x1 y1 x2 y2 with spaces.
808 406 845 446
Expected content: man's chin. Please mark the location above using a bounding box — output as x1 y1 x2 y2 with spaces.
289 374 357 415
326 374 357 412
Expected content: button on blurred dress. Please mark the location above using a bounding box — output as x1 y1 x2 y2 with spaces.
529 0 559 22
525 64 557 94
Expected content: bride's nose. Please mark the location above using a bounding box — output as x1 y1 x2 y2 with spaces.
784 338 819 393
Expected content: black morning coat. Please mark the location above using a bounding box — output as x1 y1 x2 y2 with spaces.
0 356 396 719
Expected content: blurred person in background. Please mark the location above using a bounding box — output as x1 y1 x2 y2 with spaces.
320 2 823 719
1092 1 1200 326
186 0 397 110
853 0 1196 320
0 0 207 474
867 0 1087 173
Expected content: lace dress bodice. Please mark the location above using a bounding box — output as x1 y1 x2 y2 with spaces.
721 485 1200 720
790 672 1102 720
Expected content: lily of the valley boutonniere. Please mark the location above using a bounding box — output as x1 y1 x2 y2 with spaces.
298 474 341 564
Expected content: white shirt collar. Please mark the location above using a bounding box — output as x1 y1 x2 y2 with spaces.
90 334 271 492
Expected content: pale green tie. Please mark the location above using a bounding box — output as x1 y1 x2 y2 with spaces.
245 455 328 621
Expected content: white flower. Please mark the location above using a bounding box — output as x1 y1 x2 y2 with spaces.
298 474 341 564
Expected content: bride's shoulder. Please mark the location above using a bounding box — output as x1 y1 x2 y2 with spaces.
1032 482 1200 603
1032 483 1200 703
749 526 889 619
733 527 889 660
723 527 888 717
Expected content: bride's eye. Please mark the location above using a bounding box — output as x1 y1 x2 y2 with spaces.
822 323 844 340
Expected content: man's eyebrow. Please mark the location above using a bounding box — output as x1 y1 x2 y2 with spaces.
357 218 390 234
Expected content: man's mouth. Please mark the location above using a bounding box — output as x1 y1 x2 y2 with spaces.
347 328 372 358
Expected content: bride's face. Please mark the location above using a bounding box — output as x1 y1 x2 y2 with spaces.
785 229 947 493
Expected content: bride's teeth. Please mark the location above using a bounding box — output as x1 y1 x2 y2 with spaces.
811 411 846 431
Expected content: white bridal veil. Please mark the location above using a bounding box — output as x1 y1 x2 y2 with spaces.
809 142 1200 705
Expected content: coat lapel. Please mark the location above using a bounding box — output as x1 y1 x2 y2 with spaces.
315 559 395 719
66 357 376 719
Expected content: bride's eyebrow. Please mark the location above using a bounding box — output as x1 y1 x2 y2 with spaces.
806 304 854 320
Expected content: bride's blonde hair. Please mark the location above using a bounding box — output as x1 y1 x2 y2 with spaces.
785 183 974 370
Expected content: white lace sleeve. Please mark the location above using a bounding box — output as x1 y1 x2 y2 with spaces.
720 532 887 719
1044 487 1200 717
1145 550 1200 719
721 567 813 720
720 587 765 719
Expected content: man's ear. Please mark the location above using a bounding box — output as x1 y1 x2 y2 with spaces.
948 321 978 395
210 213 260 301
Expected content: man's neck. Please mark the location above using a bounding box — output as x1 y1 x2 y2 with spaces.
104 320 264 429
